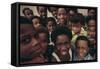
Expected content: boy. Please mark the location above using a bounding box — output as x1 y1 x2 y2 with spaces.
20 17 47 64
48 7 58 22
36 26 49 54
46 17 57 44
22 8 34 20
37 6 47 27
31 16 41 31
69 13 87 44
87 17 96 58
36 26 54 62
51 27 73 62
88 8 96 17
73 36 93 61
57 8 68 27
68 8 78 18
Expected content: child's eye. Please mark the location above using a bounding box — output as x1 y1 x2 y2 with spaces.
21 35 32 45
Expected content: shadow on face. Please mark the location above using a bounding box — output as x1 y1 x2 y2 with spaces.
37 6 47 18
20 24 42 62
57 8 68 25
56 34 71 56
24 9 33 19
76 40 89 59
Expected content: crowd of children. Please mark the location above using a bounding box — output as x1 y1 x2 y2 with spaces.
20 6 97 64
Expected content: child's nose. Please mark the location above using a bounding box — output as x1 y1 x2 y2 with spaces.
31 39 39 47
38 23 41 26
79 49 84 53
42 12 46 16
61 45 67 49
60 15 63 18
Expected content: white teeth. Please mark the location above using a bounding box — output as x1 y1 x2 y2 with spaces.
62 51 67 55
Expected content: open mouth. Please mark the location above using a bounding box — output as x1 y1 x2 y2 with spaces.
61 51 68 55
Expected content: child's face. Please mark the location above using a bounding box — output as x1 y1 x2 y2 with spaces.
38 6 47 18
88 20 96 31
88 30 95 38
50 7 57 18
32 18 41 30
47 21 55 32
38 33 48 54
72 23 81 34
20 24 42 60
24 9 33 19
56 34 71 56
57 8 67 25
88 9 95 17
88 30 96 45
69 10 76 18
76 40 89 59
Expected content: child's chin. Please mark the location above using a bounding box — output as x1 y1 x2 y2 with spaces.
78 54 85 59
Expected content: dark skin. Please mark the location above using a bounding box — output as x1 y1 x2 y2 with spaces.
52 34 71 62
88 9 95 17
38 33 48 54
57 8 68 26
49 7 58 18
24 9 33 19
87 19 96 45
32 18 41 31
76 40 89 60
88 19 96 32
37 6 47 18
47 21 55 32
20 24 47 64
72 23 81 34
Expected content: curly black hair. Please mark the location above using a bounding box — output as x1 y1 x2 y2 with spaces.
22 8 33 15
69 13 85 26
46 17 57 26
51 26 72 43
75 36 90 48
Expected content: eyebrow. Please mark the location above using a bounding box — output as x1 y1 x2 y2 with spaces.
20 31 36 38
20 28 36 36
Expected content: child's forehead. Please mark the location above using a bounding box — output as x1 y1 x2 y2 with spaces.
50 7 57 10
72 23 81 25
24 9 32 13
25 9 31 11
77 40 88 47
89 19 96 23
89 9 95 12
48 20 54 23
39 6 46 10
58 8 66 12
32 18 39 21
20 24 34 34
77 40 88 44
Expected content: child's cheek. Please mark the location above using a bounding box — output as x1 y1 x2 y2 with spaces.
72 27 77 32
78 49 87 57
20 44 32 56
72 27 81 33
